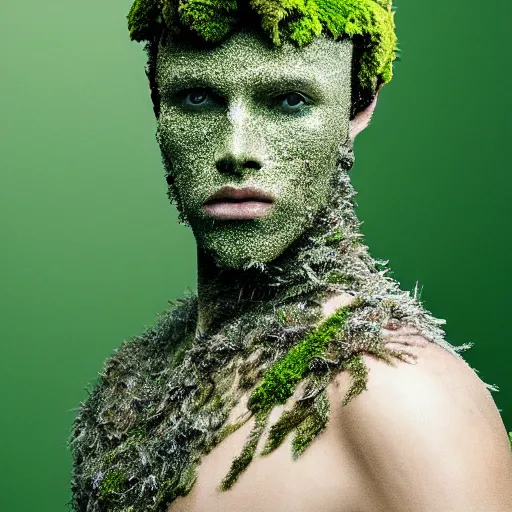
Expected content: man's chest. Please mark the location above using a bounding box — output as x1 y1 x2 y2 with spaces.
167 373 375 512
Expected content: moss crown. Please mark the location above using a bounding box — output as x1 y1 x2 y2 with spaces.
127 0 400 98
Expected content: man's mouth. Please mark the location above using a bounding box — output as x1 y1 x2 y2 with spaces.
202 185 275 220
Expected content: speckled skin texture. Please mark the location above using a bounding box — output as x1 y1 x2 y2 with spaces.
156 30 353 269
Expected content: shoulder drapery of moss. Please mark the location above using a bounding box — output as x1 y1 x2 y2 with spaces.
127 0 399 94
247 305 352 414
69 149 505 510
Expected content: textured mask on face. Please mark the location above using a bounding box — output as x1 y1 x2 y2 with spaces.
156 30 354 269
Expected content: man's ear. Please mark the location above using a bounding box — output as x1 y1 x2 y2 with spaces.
349 85 382 141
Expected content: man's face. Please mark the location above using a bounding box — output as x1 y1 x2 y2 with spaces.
156 30 353 269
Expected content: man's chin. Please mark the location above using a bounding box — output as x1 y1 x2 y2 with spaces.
196 231 285 270
190 212 309 270
203 244 278 270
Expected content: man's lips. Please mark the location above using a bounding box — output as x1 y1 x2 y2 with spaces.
202 186 275 220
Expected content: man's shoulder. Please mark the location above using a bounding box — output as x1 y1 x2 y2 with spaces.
345 342 507 437
330 342 512 511
342 342 501 422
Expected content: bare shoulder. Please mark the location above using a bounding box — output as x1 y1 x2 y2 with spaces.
329 342 512 512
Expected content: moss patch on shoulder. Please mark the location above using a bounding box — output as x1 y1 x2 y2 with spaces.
217 296 423 491
247 306 351 414
291 388 330 459
218 410 270 491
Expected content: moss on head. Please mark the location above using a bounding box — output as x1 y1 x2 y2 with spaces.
127 0 399 118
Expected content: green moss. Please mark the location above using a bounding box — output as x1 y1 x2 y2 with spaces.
222 300 414 491
193 381 215 409
261 402 310 455
291 389 329 459
213 419 248 448
127 0 399 96
101 448 119 467
170 331 195 370
171 345 187 368
154 463 198 507
325 230 344 246
338 353 368 406
219 410 270 490
99 469 126 501
209 393 223 410
247 306 351 414
101 427 146 469
176 463 198 498
127 426 146 441
277 309 287 325
178 0 238 42
509 431 512 450
127 0 161 42
326 269 353 284
154 478 174 507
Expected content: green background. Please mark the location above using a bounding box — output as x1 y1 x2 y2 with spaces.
1 0 510 510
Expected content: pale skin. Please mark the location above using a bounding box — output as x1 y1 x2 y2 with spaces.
156 31 512 512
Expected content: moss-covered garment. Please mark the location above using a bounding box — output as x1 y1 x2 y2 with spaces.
67 163 495 511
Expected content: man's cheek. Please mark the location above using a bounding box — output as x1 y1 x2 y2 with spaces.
294 161 333 199
174 178 204 210
172 154 212 186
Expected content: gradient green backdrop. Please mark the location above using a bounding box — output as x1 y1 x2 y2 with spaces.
1 0 511 510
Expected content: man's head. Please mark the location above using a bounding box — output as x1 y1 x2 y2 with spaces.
127 0 398 269
156 30 358 268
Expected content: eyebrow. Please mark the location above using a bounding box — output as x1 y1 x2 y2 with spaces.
158 73 213 91
254 74 324 96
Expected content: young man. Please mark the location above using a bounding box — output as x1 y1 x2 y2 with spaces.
68 1 512 510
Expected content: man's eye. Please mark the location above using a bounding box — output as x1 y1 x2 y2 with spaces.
278 92 310 112
184 89 209 106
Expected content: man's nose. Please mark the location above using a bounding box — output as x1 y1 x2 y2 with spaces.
215 103 264 176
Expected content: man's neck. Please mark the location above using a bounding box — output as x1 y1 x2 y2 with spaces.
196 229 318 335
195 162 373 336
